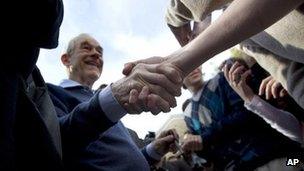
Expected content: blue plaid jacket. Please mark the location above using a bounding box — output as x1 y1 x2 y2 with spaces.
184 71 301 170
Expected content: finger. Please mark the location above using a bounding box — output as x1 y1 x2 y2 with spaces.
155 64 183 86
194 136 202 151
139 70 181 97
123 103 142 114
181 142 189 152
122 63 136 76
231 65 245 83
129 89 139 104
259 76 272 96
280 89 288 97
271 81 282 99
150 108 161 115
163 129 178 141
148 94 171 113
138 86 150 111
228 62 241 81
147 94 162 115
170 129 179 140
265 79 275 100
123 57 165 76
128 89 144 114
191 136 198 151
161 135 175 143
223 64 230 82
240 70 251 83
158 130 168 138
159 129 172 138
197 137 203 150
149 84 177 108
134 56 165 64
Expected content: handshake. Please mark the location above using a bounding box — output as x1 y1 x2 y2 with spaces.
111 56 185 115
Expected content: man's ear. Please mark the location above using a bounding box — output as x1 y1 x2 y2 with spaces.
61 53 71 66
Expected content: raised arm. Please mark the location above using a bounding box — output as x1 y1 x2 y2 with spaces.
168 0 304 76
123 0 304 112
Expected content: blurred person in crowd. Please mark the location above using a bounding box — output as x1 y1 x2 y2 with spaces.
224 60 304 157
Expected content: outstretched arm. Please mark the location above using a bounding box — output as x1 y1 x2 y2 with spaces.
123 0 303 111
168 0 304 76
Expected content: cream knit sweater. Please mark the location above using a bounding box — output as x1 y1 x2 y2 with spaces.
165 0 232 27
165 0 304 63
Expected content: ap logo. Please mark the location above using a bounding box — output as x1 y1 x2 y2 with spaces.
286 159 300 166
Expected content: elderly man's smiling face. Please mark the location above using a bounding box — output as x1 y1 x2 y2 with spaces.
66 35 103 82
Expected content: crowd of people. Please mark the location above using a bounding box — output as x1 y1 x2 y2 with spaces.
1 0 303 170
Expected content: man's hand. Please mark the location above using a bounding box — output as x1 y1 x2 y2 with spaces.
112 60 183 115
151 129 179 156
259 76 287 100
120 56 184 115
123 56 166 77
181 134 203 153
223 61 255 103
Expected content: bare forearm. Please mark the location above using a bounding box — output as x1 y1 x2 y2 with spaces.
167 0 304 76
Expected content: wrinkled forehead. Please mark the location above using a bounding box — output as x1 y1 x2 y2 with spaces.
76 35 101 47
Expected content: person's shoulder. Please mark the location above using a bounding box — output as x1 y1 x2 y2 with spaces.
46 83 65 94
46 83 75 101
205 72 225 89
46 83 83 112
46 83 61 89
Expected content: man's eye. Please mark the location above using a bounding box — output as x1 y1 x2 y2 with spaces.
83 45 92 50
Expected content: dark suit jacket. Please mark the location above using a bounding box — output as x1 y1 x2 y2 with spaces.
1 0 64 170
0 1 115 170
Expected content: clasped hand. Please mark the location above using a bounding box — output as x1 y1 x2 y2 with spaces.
111 56 184 115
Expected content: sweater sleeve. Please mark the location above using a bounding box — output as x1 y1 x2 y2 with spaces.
245 95 303 143
165 0 232 27
59 93 116 150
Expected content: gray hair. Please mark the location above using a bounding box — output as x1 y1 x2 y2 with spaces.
66 33 93 55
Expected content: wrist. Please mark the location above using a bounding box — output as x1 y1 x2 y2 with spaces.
111 79 129 107
244 92 255 103
98 84 127 122
146 143 163 161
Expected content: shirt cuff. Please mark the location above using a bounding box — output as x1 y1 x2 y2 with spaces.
98 84 127 122
146 143 163 161
244 95 260 110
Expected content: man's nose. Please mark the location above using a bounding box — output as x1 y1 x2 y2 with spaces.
91 48 102 58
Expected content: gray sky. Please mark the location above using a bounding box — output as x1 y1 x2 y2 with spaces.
38 0 229 138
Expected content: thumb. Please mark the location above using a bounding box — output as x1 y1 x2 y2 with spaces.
122 62 135 76
155 135 175 154
158 135 175 144
122 56 165 76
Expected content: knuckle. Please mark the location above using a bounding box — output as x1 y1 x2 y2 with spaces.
136 63 145 68
158 74 166 82
155 63 164 71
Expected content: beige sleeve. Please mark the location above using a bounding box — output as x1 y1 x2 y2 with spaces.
240 42 304 109
165 0 193 27
165 0 232 27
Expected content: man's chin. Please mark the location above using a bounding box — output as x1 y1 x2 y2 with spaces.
87 72 100 80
